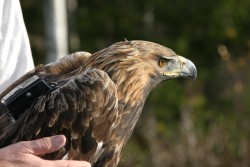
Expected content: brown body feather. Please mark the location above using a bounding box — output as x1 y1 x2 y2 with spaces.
0 40 197 167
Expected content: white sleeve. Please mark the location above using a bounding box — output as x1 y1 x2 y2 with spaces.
0 0 34 93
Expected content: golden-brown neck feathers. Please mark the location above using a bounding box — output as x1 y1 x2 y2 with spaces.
80 40 175 104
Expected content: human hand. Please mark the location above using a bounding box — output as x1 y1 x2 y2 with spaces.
0 135 91 167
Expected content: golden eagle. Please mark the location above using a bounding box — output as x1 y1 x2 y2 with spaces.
0 40 197 167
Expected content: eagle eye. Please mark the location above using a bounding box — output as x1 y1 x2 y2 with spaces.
158 58 169 68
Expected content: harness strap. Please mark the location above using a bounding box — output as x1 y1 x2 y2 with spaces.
1 75 54 120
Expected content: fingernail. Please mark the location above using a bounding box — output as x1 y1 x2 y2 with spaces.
51 135 65 148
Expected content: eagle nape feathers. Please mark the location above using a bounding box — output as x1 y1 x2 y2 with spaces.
0 40 197 167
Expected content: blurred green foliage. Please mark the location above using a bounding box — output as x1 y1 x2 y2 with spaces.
21 0 250 166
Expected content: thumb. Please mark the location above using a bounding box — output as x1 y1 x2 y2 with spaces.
19 135 66 155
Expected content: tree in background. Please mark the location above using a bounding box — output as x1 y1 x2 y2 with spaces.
21 0 250 166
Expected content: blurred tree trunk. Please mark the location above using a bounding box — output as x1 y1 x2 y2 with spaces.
67 0 81 52
181 80 198 167
139 109 162 167
43 0 68 63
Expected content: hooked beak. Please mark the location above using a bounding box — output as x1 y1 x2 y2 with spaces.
163 56 197 81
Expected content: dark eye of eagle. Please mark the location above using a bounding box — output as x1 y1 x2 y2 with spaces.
158 58 169 68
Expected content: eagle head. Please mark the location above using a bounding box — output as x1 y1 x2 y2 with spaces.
119 40 197 81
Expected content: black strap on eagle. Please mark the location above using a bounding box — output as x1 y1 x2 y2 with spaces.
0 75 55 120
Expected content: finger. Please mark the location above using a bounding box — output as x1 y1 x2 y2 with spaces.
42 159 91 167
18 135 66 155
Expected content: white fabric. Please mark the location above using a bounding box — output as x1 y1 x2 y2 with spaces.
0 0 34 93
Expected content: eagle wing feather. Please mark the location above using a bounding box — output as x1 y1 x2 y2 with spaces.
0 68 119 165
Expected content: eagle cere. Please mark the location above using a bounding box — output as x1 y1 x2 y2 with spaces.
0 40 197 167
